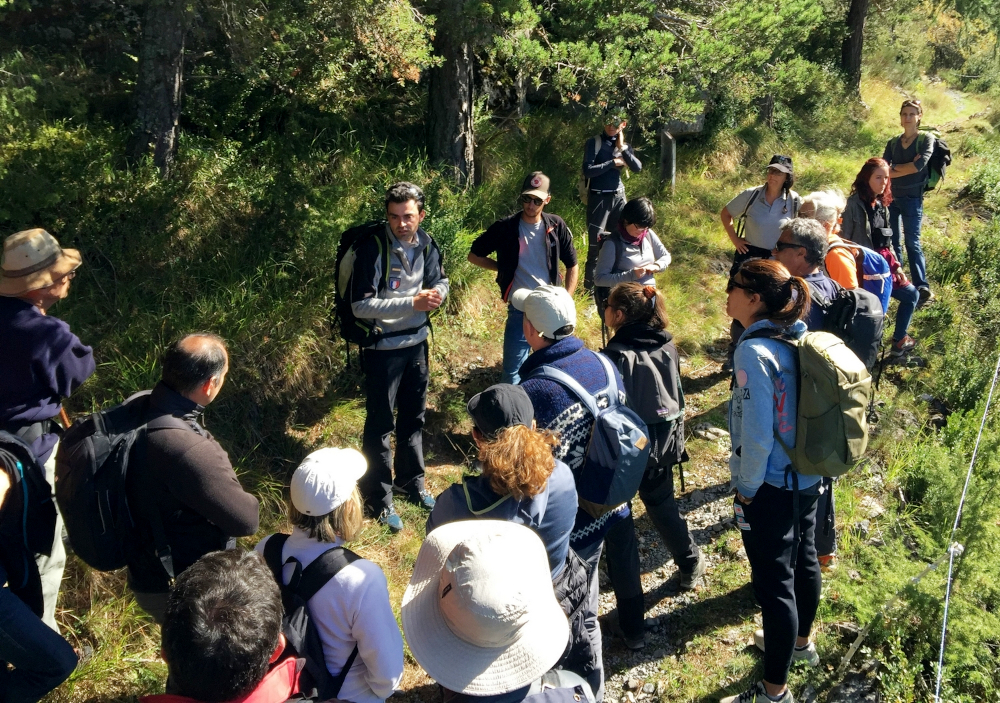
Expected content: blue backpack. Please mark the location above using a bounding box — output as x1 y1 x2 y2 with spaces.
527 353 650 517
828 241 891 315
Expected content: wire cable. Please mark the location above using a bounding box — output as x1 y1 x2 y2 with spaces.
933 349 1000 701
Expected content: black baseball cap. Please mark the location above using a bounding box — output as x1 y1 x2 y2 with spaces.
768 154 794 174
467 384 534 438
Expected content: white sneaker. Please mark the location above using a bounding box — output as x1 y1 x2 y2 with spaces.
720 681 794 703
752 629 820 667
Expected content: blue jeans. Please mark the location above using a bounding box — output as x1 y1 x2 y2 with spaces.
889 195 928 290
891 284 919 342
0 582 76 703
502 305 532 385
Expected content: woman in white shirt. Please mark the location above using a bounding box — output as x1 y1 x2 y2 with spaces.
256 448 404 703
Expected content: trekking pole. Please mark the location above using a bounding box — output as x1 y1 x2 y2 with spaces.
59 407 72 428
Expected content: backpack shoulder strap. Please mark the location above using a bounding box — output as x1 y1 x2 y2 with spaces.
593 352 619 401
297 546 363 602
528 365 600 418
263 533 291 581
591 136 601 160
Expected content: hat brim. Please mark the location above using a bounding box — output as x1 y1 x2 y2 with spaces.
767 164 792 174
0 249 81 297
520 189 549 200
401 522 569 695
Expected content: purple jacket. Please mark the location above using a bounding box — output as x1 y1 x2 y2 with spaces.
0 296 95 463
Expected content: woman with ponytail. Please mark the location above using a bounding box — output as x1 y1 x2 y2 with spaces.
720 259 822 703
600 283 704 651
427 384 599 694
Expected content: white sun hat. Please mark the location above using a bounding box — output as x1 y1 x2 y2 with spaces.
289 447 367 516
401 520 569 695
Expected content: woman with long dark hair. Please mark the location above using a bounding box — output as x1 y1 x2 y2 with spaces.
843 157 920 357
720 259 821 703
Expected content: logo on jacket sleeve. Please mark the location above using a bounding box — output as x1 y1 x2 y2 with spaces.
389 278 401 290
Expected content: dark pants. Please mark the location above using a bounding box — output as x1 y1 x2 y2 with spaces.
735 482 821 686
573 541 605 703
815 478 836 558
359 342 429 513
605 464 699 639
585 190 626 289
0 585 77 703
132 589 169 625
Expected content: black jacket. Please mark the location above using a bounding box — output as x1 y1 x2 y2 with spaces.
125 382 259 593
470 212 578 301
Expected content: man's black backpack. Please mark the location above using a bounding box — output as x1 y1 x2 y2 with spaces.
809 284 885 372
55 391 185 579
0 431 57 612
263 533 362 701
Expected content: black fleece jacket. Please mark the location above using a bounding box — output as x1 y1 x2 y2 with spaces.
125 382 259 593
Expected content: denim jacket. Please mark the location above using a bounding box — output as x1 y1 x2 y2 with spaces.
728 319 821 498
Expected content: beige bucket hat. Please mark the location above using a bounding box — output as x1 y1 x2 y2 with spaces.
401 520 569 695
0 229 82 297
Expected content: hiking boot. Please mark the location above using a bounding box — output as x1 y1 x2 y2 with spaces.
888 335 916 357
378 505 404 533
720 681 794 703
393 484 436 511
916 286 935 310
752 629 820 667
679 550 707 591
608 611 646 651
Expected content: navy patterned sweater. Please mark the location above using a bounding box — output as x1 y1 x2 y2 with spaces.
519 336 630 550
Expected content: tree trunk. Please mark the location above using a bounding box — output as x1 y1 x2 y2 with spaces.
130 0 189 177
841 0 871 93
427 0 474 186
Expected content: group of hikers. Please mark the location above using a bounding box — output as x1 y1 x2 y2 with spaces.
0 99 945 703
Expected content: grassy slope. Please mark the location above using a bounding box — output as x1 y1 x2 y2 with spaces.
47 76 994 703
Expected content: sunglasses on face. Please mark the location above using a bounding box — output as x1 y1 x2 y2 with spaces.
521 195 544 206
773 241 804 252
726 279 755 294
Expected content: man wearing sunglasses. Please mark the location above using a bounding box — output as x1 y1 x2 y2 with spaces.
469 171 579 383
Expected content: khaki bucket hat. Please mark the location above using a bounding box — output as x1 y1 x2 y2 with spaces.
0 229 82 297
401 520 569 695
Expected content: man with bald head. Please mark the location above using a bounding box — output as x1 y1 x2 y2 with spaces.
124 333 259 623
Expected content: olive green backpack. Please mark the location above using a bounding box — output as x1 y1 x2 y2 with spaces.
747 329 872 477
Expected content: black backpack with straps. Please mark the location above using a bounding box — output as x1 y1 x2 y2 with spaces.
55 391 187 580
0 431 57 614
807 283 884 372
263 533 362 701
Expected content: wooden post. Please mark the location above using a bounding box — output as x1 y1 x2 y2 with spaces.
660 129 676 195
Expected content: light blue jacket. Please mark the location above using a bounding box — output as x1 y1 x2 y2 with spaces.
728 319 822 498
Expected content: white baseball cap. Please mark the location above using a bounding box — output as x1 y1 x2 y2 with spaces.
401 520 569 695
289 447 368 516
509 285 576 341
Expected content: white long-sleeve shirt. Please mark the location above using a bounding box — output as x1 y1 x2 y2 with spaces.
255 529 404 703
